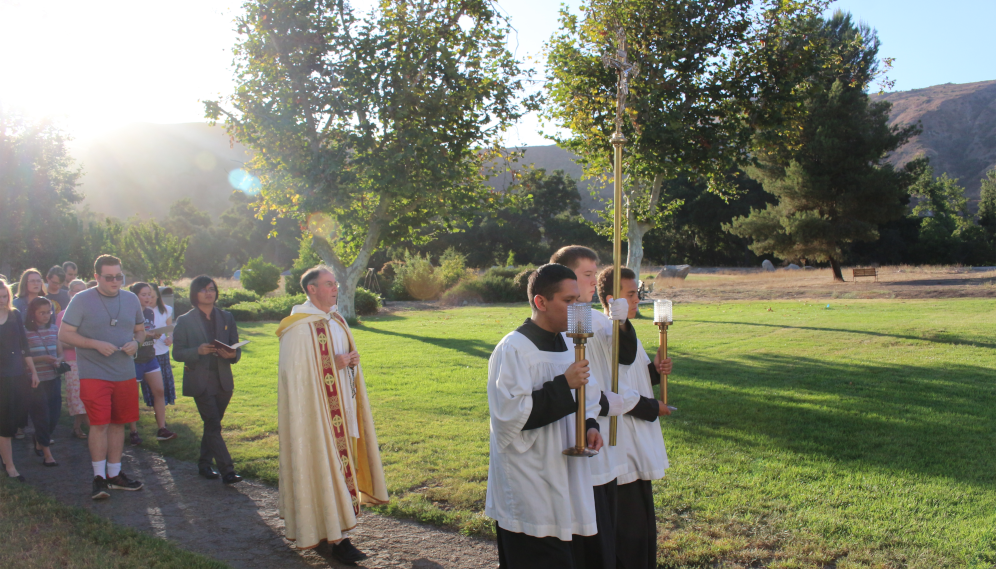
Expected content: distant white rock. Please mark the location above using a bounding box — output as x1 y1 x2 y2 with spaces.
761 260 775 272
656 265 692 280
787 264 801 270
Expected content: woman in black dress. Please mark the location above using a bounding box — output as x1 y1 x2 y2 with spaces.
0 279 40 481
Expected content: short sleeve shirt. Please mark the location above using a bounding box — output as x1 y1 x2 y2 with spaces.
61 288 144 382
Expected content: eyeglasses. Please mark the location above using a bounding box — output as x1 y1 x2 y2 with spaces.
200 287 218 293
100 274 125 282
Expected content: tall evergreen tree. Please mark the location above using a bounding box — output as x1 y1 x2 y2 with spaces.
978 170 996 246
727 12 920 280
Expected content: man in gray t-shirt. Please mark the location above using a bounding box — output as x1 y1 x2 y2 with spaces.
59 255 146 499
62 288 143 381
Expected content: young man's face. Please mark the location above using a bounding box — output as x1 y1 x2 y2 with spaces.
47 274 63 292
535 278 581 333
619 278 639 319
570 259 598 303
95 265 124 296
64 266 77 283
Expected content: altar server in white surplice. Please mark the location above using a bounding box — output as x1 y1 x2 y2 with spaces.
486 263 604 569
275 266 388 565
550 245 630 568
595 266 672 569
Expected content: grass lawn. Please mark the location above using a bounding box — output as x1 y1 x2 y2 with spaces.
0 480 226 568
133 299 996 568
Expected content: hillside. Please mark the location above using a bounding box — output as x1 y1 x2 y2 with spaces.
71 79 996 219
72 122 250 219
875 80 996 199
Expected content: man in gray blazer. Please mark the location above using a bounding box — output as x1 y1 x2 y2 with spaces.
172 276 243 484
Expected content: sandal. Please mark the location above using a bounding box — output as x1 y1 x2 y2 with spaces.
73 427 88 440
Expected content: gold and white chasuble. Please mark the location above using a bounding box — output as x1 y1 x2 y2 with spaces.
276 301 388 549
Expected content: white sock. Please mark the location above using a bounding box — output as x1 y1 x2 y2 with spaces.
92 460 107 479
107 462 122 478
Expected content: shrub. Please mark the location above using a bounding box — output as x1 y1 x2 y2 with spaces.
438 248 468 289
354 286 382 316
218 288 260 308
228 294 305 321
393 252 442 300
483 266 520 280
285 238 323 295
240 256 282 296
479 274 522 303
513 270 532 299
440 279 484 306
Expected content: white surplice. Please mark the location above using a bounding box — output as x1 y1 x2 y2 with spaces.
588 314 669 485
485 330 601 541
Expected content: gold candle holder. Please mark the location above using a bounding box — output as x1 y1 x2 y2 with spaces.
653 299 673 405
564 303 596 457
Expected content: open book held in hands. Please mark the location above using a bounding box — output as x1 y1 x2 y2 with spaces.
212 339 249 351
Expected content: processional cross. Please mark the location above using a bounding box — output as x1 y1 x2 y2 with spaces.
601 27 636 446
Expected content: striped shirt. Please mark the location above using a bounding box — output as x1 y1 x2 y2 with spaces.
26 325 60 381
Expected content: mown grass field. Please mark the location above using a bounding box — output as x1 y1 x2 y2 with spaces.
131 299 996 568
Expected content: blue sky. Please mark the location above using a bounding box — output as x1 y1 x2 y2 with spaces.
0 0 991 145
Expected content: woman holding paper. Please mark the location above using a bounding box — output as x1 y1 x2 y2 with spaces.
171 275 244 484
151 286 177 410
126 282 177 444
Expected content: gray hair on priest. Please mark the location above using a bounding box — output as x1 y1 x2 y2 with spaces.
300 265 334 294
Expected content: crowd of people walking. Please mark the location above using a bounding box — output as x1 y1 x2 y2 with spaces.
0 256 242 496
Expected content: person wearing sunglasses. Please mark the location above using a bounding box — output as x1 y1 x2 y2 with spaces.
59 255 146 500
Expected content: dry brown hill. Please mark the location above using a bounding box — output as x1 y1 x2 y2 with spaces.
875 80 996 199
72 122 250 219
71 80 996 219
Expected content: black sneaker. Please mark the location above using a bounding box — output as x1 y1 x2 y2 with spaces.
199 465 220 479
107 472 143 491
92 476 110 500
331 538 368 564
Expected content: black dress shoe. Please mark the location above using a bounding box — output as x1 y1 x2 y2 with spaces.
198 466 220 479
331 538 368 564
222 472 243 484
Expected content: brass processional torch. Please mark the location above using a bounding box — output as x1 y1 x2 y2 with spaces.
564 302 597 457
654 299 674 408
603 28 637 446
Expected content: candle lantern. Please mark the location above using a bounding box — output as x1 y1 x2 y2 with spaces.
653 299 673 405
564 302 597 457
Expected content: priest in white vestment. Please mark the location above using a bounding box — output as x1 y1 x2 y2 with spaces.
486 263 603 569
276 267 388 564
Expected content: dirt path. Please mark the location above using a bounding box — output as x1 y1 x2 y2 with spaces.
10 431 497 569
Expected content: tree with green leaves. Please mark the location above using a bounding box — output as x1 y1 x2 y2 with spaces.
727 12 919 281
119 220 188 285
544 0 827 272
0 109 83 276
205 0 533 318
978 169 996 263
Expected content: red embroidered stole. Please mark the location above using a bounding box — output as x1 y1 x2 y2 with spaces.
314 319 360 515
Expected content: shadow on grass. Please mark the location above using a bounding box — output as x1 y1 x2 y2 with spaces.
361 327 495 360
685 319 996 350
670 352 996 485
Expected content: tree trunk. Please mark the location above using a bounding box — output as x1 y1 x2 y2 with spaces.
625 210 653 276
829 256 844 282
310 197 393 320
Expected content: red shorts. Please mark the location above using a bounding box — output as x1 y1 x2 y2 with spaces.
79 378 140 426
